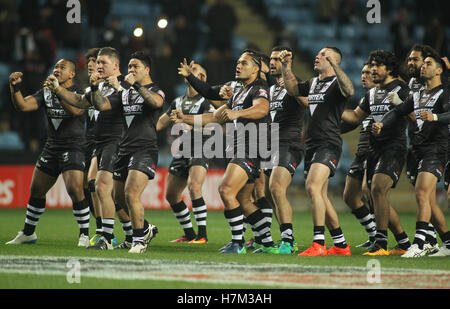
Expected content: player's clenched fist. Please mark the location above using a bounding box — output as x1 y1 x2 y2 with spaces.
279 50 293 64
9 72 23 85
219 85 233 100
43 75 60 92
90 72 103 86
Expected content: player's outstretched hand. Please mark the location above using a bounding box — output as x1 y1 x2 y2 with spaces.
178 58 194 77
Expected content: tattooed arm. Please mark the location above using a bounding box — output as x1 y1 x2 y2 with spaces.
137 87 164 109
279 50 300 97
90 87 111 111
326 56 355 98
125 73 164 109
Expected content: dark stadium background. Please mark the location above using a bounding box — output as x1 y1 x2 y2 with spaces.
0 0 448 211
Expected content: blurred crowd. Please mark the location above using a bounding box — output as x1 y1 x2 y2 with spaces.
0 0 239 155
0 0 449 162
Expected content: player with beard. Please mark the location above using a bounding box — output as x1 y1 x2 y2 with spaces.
342 50 411 255
401 44 439 252
172 52 279 254
280 46 354 256
342 63 377 249
7 59 91 247
262 46 307 254
374 51 450 257
157 62 212 244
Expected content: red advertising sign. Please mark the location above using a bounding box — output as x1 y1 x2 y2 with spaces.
0 165 225 210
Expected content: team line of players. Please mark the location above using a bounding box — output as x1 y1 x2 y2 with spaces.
5 43 450 257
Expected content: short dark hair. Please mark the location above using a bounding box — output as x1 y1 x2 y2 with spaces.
98 47 120 63
242 49 262 70
325 46 342 61
424 49 446 74
272 46 294 61
59 58 76 73
408 44 433 60
368 49 400 77
130 51 152 68
85 47 100 62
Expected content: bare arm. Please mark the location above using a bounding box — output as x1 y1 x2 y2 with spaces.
232 97 269 120
279 50 300 97
9 72 39 112
326 56 354 98
172 104 228 126
90 88 112 111
295 96 309 108
156 113 173 131
125 74 164 109
137 86 164 109
341 106 368 125
55 87 91 110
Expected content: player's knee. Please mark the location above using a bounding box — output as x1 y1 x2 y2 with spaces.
370 182 389 198
66 185 85 202
95 180 111 198
269 182 286 200
187 180 202 197
219 183 235 203
124 189 140 205
305 180 321 197
415 187 430 206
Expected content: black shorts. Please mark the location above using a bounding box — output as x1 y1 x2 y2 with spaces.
94 142 119 173
168 157 209 179
406 148 418 185
444 161 450 190
347 152 368 181
406 148 445 186
366 147 406 189
36 148 86 177
304 144 341 178
264 144 304 177
113 150 158 181
84 140 96 172
229 157 261 184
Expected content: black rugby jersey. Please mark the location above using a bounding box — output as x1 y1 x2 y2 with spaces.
297 75 347 149
87 75 128 146
84 86 96 142
118 83 165 155
33 85 86 151
359 79 409 150
166 93 213 156
384 85 450 157
407 77 426 145
226 78 270 158
269 82 305 148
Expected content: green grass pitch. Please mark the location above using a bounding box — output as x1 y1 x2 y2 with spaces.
0 208 449 289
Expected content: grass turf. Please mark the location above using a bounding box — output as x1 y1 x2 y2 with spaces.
0 208 449 289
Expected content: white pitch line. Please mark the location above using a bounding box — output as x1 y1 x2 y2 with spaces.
1 255 449 289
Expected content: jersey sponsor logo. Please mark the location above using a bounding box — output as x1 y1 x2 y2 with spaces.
43 88 69 130
307 77 336 116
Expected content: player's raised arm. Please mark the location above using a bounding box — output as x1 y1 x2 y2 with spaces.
90 72 112 111
9 72 39 112
279 50 300 97
325 55 355 98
